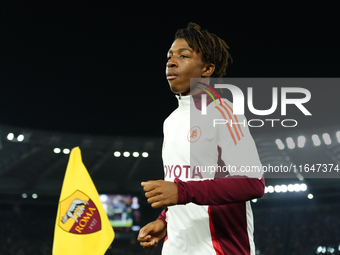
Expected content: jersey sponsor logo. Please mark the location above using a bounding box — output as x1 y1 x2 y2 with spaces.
164 164 232 180
58 190 101 234
187 126 201 143
164 164 203 179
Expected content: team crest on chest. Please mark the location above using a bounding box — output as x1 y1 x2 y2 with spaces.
187 126 201 143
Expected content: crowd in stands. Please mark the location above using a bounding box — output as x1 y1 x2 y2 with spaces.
1 198 339 254
254 201 340 255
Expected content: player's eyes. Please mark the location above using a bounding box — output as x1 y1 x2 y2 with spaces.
166 55 188 60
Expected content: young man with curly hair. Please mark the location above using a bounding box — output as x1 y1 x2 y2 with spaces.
138 22 264 255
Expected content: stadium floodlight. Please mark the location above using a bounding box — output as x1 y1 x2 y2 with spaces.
274 185 282 193
99 194 108 203
32 193 38 199
327 247 335 253
17 134 24 142
280 185 288 192
133 152 139 157
142 152 149 158
308 193 313 199
275 139 285 150
322 133 332 145
316 246 322 254
114 151 121 157
123 151 130 157
312 134 321 146
7 133 14 140
63 148 70 154
336 131 340 143
266 184 307 194
53 148 61 154
267 186 274 193
297 136 306 148
300 183 307 191
288 184 295 192
22 193 27 199
286 137 295 149
294 183 301 192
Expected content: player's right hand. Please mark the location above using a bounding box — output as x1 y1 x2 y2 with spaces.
137 219 167 250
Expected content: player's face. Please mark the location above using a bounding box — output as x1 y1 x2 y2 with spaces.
166 38 208 96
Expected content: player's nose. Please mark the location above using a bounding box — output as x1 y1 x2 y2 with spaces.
166 57 177 68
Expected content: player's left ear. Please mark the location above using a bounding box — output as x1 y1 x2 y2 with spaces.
201 63 215 78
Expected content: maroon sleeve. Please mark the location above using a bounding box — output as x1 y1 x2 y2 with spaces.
175 176 265 205
157 208 168 225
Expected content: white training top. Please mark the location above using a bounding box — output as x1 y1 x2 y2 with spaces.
161 94 263 255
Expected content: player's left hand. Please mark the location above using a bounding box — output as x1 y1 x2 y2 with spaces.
141 180 178 208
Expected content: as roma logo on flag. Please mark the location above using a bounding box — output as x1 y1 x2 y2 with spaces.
53 147 114 255
58 190 101 234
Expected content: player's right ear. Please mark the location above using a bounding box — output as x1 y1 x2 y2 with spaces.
202 63 215 78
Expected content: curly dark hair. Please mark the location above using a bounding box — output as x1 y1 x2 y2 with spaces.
174 22 232 78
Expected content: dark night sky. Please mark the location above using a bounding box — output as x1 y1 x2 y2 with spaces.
1 1 339 137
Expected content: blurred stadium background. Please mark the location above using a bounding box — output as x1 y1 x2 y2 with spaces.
0 124 340 254
1 1 340 254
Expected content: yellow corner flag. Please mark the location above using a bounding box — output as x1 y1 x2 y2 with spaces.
53 147 114 255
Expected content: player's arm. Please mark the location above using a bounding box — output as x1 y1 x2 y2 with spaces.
142 181 178 208
138 209 167 249
142 176 263 208
137 218 167 250
175 176 264 205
